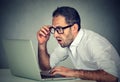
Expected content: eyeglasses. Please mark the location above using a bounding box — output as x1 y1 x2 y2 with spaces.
50 24 73 34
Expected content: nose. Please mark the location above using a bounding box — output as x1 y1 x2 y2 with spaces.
54 31 60 38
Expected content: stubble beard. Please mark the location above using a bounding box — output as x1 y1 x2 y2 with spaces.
60 37 73 48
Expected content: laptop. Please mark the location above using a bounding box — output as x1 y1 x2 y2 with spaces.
2 39 76 81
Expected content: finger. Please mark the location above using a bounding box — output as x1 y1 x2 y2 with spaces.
40 28 49 36
43 25 52 32
39 31 46 37
50 67 62 74
51 71 66 77
37 29 46 37
38 26 50 37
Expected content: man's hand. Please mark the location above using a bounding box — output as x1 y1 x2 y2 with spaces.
50 66 75 77
37 25 51 45
50 66 118 82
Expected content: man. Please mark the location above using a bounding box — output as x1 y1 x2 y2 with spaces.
37 6 120 82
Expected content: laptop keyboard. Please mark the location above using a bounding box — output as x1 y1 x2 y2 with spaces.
40 70 64 79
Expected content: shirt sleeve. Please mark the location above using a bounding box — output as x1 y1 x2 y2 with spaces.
88 36 120 78
50 46 68 68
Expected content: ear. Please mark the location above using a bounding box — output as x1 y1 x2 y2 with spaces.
72 24 79 33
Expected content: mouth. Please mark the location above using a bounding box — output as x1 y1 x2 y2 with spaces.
56 38 62 44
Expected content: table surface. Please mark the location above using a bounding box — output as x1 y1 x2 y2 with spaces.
0 69 96 82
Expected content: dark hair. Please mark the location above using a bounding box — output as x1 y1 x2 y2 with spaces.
52 6 81 31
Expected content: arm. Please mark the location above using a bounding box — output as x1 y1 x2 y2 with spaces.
51 66 118 82
38 43 51 70
37 25 51 70
74 69 118 82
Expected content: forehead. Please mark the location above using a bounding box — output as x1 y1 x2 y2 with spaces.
52 15 67 26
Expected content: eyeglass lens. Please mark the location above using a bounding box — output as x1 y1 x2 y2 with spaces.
50 24 73 34
50 27 63 34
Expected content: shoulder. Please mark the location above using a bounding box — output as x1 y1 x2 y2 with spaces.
81 29 113 53
82 29 111 46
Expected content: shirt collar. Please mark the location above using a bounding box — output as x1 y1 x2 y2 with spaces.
70 28 84 47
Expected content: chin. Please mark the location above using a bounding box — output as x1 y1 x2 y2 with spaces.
60 44 68 48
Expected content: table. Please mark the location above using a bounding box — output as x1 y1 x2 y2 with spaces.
0 69 96 82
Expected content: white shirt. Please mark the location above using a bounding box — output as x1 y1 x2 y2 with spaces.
50 28 120 78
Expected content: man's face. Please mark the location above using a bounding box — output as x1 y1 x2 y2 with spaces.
52 15 74 47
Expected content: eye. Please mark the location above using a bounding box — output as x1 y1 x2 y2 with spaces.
50 27 55 34
56 27 63 33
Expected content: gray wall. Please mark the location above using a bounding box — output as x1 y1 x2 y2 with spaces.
0 0 119 68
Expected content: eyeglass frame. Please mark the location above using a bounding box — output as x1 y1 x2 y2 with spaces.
49 24 73 34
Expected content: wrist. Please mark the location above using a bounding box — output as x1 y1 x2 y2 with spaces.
38 43 47 51
73 69 84 78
